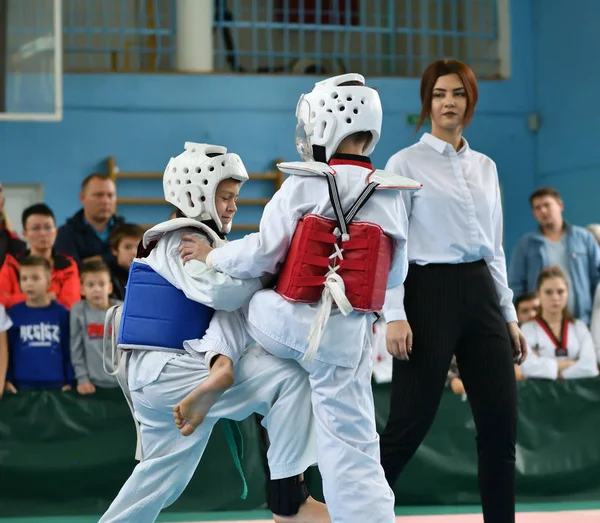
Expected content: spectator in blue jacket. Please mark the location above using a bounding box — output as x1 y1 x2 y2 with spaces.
509 186 600 324
54 174 124 268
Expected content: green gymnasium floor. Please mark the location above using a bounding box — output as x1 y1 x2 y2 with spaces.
2 503 600 523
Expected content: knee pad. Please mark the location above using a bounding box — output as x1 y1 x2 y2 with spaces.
267 475 310 516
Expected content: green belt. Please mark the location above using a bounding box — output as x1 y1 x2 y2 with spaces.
221 419 248 499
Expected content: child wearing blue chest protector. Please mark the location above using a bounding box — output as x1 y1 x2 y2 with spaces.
98 144 326 523
174 75 422 523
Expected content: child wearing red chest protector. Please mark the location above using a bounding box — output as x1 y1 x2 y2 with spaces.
176 74 422 523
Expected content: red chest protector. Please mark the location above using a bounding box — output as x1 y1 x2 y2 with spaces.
276 214 392 312
275 165 391 313
272 160 420 361
272 160 421 361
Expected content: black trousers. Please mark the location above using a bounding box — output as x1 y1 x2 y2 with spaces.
380 261 517 523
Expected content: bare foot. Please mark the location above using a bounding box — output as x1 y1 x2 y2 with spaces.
174 356 234 436
273 497 330 523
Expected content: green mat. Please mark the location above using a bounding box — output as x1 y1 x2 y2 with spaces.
1 380 600 517
2 503 600 523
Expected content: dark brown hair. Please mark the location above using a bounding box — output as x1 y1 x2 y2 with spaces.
529 186 561 207
109 223 144 251
81 259 111 279
18 255 51 275
515 292 538 310
417 59 479 132
535 265 575 322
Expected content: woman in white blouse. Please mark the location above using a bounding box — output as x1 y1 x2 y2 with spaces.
521 265 599 380
380 59 527 523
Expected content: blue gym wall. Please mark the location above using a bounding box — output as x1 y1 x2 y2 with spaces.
0 0 543 252
533 0 599 229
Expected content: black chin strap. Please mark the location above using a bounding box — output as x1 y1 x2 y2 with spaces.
312 144 327 163
200 219 227 240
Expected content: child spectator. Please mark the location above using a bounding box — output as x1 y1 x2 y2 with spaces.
70 260 122 394
107 223 143 300
521 265 599 380
0 304 12 398
5 256 73 391
0 203 80 309
515 292 540 325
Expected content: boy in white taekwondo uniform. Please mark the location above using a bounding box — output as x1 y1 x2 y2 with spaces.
99 144 327 523
174 75 423 523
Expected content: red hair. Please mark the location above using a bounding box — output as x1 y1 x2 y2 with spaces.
417 59 479 132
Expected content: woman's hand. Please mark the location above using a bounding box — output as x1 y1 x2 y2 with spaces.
179 234 213 263
507 321 528 364
386 320 413 360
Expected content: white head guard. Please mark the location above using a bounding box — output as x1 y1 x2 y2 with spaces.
295 73 382 163
163 142 248 234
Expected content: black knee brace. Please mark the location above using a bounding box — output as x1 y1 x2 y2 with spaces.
267 475 310 516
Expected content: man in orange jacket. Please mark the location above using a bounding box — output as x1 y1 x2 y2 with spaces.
0 204 80 310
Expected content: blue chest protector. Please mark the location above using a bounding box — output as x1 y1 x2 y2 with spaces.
118 261 214 352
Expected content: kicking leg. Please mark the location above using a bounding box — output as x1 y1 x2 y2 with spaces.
174 309 252 435
174 354 234 436
177 311 326 522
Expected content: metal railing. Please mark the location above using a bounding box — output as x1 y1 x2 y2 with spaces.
214 0 504 78
57 0 506 77
62 0 175 71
